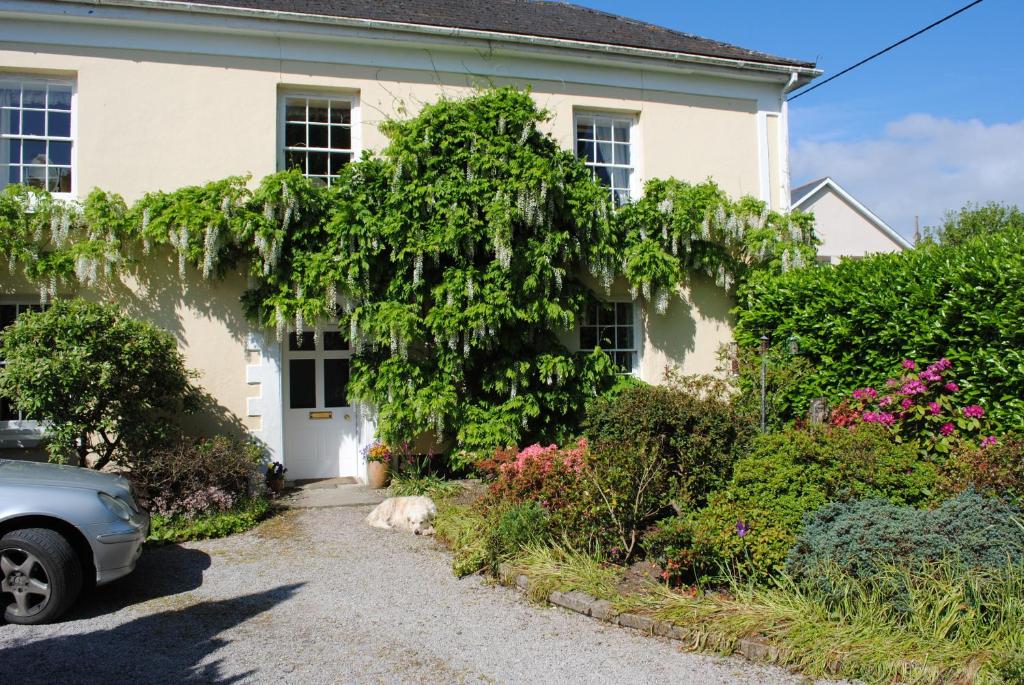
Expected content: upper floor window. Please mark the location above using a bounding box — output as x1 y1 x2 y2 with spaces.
575 113 634 207
579 300 637 374
281 95 354 187
1 76 73 194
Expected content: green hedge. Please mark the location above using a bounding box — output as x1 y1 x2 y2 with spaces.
735 228 1024 432
148 497 271 543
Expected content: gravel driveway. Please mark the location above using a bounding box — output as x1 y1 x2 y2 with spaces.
1 504 840 684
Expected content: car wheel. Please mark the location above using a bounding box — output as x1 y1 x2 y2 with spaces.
1 528 83 625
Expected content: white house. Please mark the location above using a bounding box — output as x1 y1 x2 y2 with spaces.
0 0 820 480
790 176 911 263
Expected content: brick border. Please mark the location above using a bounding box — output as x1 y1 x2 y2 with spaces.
504 568 787 667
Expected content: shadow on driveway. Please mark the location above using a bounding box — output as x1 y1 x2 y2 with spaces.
68 544 212 620
0 583 303 683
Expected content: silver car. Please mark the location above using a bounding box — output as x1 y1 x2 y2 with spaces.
0 459 149 625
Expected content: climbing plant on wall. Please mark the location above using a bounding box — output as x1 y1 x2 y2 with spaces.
0 88 816 452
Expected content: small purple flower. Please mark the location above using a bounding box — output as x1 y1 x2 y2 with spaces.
879 395 894 407
981 436 999 447
940 423 955 437
876 412 896 427
901 398 914 410
964 405 985 419
920 369 942 383
902 359 917 370
928 401 942 415
944 382 960 393
736 520 749 538
852 387 878 400
901 380 928 395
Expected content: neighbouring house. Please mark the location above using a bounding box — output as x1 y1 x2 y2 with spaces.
790 176 911 263
0 0 819 480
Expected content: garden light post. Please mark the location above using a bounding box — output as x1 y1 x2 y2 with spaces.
759 334 769 433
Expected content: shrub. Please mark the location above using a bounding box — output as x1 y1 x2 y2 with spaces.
0 299 201 469
485 501 551 570
148 497 270 543
735 226 1024 433
130 435 263 517
481 440 599 549
787 493 1024 584
940 435 1024 506
583 440 673 561
388 473 464 501
684 424 936 580
583 375 755 509
830 357 992 457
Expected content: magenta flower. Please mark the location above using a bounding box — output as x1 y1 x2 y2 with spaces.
920 369 942 382
933 358 952 371
928 401 942 415
901 398 914 410
886 378 900 388
940 423 955 436
877 412 896 427
736 521 749 538
879 395 894 407
900 380 927 395
944 382 960 393
981 436 999 447
902 359 917 370
963 405 985 419
852 387 878 400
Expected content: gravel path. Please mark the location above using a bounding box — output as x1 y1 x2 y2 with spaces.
1 505 841 684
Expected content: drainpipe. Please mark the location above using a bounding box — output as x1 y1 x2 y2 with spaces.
779 72 799 212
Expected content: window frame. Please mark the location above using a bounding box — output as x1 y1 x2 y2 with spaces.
276 90 360 187
0 301 48 446
0 73 77 200
573 110 640 207
577 297 642 376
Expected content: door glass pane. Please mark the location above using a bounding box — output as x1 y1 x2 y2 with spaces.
289 359 316 409
324 358 350 408
323 331 348 350
288 332 315 350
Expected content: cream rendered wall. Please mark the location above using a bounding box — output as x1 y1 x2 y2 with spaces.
0 25 786 449
802 187 906 260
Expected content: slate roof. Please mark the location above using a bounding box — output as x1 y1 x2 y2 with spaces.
152 0 816 69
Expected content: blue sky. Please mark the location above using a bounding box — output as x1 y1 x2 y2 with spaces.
575 0 1023 237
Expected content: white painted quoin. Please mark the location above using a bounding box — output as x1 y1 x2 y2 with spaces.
0 0 819 480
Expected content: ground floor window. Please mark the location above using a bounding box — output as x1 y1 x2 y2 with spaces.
579 300 637 374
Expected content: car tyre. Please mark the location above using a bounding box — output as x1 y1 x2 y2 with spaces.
1 528 83 625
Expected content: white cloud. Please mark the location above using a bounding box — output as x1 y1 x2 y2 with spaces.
791 115 1024 239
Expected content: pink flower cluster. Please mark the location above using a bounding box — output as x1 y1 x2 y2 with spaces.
862 411 896 427
504 438 587 474
963 405 985 419
152 486 236 519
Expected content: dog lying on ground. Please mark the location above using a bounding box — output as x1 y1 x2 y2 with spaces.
366 496 437 535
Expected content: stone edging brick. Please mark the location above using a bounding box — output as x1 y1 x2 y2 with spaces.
504 568 786 667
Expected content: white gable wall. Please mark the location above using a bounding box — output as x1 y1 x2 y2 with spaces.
800 186 908 262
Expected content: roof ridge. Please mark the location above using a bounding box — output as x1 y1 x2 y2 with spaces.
524 0 801 64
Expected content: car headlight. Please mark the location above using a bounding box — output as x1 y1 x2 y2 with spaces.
98 492 133 521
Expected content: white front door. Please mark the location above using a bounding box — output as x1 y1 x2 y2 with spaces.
283 328 359 481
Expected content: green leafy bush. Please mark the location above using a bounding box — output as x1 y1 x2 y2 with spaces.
583 440 673 561
485 501 551 570
388 473 464 500
735 226 1024 433
684 424 936 580
787 493 1024 584
940 436 1024 507
0 299 200 469
148 497 270 543
583 374 755 510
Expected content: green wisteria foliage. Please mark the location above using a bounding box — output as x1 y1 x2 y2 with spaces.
0 89 817 452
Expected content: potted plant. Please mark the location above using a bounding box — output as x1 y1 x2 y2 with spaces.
364 441 392 489
265 461 287 494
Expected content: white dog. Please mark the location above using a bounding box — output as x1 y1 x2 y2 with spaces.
366 496 437 535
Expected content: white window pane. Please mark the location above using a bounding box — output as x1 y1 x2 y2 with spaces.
307 100 329 123
610 167 631 189
285 102 306 122
329 104 350 124
596 142 612 164
22 110 44 136
47 111 70 138
596 122 612 141
614 142 630 165
0 81 19 107
47 85 71 111
613 123 630 142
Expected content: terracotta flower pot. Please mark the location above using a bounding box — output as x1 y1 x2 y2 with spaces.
268 478 285 494
366 461 390 489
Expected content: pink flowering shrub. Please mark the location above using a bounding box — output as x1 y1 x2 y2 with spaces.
152 486 236 519
831 358 991 456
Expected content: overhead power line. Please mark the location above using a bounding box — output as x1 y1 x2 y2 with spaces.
787 0 985 102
